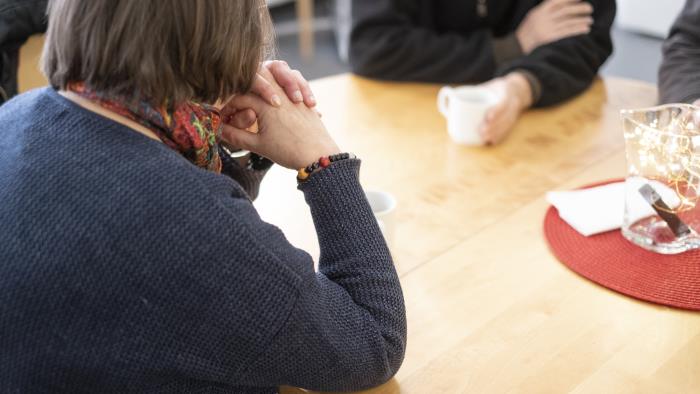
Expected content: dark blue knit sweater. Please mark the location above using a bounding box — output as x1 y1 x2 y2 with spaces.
0 89 406 393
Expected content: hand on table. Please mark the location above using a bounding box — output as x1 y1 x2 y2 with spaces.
516 0 594 54
220 73 340 170
223 60 318 131
477 72 533 145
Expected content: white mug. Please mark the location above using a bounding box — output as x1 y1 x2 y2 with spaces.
365 190 397 248
437 86 498 145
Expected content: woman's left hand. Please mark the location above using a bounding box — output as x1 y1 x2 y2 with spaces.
223 61 317 130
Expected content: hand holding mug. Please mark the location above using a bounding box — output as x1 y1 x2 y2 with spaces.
477 72 533 145
438 86 498 145
516 0 594 54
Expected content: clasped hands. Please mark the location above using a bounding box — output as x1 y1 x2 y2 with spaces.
219 61 339 170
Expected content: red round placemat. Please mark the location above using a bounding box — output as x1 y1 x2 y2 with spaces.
544 180 700 311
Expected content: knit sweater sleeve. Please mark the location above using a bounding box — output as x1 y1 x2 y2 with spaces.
219 159 406 391
349 0 499 83
218 146 271 200
497 0 616 107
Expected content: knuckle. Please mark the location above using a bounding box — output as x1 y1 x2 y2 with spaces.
259 84 274 95
292 70 306 81
271 60 286 70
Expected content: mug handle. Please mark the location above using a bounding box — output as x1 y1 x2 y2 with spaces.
437 86 452 117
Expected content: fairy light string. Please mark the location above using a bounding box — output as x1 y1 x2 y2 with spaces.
624 105 700 214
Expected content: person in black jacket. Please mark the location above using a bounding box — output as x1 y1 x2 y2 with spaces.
349 0 615 144
659 0 700 106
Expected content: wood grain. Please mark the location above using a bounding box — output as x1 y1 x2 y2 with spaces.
268 75 700 393
258 75 658 275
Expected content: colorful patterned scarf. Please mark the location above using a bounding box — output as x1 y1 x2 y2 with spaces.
68 82 222 173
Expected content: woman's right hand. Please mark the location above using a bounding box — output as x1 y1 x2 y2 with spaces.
219 70 341 170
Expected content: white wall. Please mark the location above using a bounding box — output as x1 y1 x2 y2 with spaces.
616 0 685 38
334 0 352 62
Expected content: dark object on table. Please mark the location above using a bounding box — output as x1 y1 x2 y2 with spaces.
638 183 692 238
544 179 700 311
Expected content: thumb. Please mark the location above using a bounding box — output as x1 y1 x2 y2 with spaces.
485 102 504 123
485 107 496 123
220 124 258 152
227 108 258 130
221 94 270 120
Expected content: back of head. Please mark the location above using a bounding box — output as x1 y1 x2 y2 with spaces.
42 0 273 105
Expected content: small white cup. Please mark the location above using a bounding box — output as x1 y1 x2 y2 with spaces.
438 86 498 145
365 190 397 247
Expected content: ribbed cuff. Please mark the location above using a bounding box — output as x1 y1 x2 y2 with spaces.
298 159 389 260
492 33 523 67
298 158 362 197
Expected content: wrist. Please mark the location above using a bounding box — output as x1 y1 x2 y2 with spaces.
515 28 533 55
297 152 356 182
505 72 534 111
297 145 341 170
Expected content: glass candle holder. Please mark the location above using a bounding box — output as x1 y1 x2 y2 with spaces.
622 104 700 254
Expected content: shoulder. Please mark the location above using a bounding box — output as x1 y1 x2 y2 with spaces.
0 87 55 122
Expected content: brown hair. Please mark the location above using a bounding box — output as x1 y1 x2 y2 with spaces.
42 0 272 105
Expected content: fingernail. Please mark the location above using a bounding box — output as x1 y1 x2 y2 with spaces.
293 91 303 102
272 95 282 107
309 94 316 105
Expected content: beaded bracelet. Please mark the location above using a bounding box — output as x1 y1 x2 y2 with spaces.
297 153 355 182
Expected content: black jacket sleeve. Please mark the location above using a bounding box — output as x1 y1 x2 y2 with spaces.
0 0 48 101
349 0 615 108
349 0 499 84
659 0 700 104
498 0 615 107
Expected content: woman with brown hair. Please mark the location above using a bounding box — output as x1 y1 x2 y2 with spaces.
0 0 406 393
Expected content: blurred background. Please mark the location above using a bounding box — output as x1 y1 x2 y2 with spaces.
17 0 687 91
267 0 684 83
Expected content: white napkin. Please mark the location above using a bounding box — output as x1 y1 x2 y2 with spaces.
546 178 681 237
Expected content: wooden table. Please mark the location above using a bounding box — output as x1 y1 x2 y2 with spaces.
254 75 700 393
